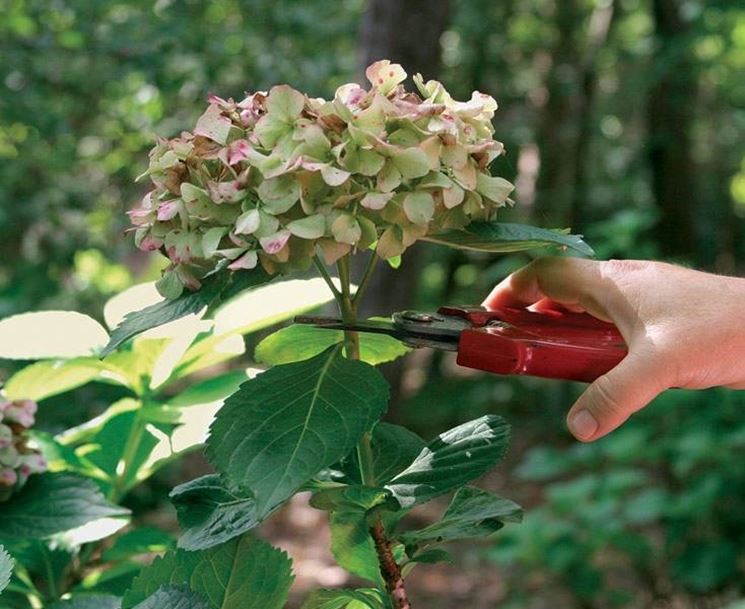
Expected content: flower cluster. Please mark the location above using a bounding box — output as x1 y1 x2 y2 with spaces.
0 398 46 501
130 60 514 296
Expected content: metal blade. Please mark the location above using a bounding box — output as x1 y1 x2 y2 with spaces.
293 315 459 351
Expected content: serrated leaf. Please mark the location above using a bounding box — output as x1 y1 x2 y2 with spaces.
423 222 595 257
169 475 261 551
102 268 272 357
3 358 109 401
255 324 409 367
399 486 522 546
330 512 382 585
133 585 211 609
301 588 386 609
122 536 293 609
206 347 389 517
0 312 109 360
0 545 13 595
343 423 426 485
46 594 122 609
386 415 510 508
0 473 129 539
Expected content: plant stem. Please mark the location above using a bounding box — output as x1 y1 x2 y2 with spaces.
334 254 412 609
352 252 380 308
313 255 341 300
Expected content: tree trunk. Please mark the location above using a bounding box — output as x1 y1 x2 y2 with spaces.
648 0 697 259
356 0 451 406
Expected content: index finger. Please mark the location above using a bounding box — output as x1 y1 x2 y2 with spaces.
482 257 608 318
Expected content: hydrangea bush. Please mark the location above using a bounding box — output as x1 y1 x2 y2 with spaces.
0 62 591 609
130 60 514 297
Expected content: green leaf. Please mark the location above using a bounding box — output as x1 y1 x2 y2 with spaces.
211 278 337 336
3 358 108 401
169 475 262 551
423 222 595 257
167 371 248 408
207 347 389 517
0 545 13 595
385 415 511 508
102 527 175 562
301 588 386 609
370 424 426 484
310 485 392 513
122 536 293 609
398 486 522 546
47 594 122 609
0 312 109 360
102 268 272 357
255 324 409 367
133 585 211 609
330 511 382 585
0 473 129 539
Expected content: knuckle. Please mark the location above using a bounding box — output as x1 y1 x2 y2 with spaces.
590 375 626 418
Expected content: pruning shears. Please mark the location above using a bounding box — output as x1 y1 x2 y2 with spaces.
295 306 628 383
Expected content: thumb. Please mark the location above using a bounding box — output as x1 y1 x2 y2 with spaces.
566 353 665 442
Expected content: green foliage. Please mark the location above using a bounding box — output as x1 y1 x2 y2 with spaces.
102 268 271 356
489 388 745 605
47 595 123 609
0 544 13 595
0 473 128 539
122 536 293 609
398 486 522 547
329 511 384 585
131 586 211 609
169 475 260 551
300 588 386 609
424 222 595 257
206 347 389 517
255 324 410 366
386 415 511 508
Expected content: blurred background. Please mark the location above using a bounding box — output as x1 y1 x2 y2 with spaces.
1 0 744 607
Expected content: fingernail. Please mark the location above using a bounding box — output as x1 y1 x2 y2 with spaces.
569 409 598 440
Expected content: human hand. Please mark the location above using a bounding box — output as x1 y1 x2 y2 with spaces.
483 258 745 441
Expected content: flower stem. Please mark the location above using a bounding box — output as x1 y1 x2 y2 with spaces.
313 255 342 300
334 254 412 609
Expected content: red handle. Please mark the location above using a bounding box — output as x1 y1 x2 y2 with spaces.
439 306 628 383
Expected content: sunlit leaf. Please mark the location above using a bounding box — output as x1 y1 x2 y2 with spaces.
3 358 111 401
102 268 272 357
0 312 109 360
211 278 338 336
255 324 409 367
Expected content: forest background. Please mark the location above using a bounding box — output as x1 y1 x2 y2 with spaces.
1 0 744 607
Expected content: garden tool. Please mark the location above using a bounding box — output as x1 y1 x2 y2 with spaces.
296 305 627 383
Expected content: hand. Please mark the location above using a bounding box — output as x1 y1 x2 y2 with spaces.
483 258 745 442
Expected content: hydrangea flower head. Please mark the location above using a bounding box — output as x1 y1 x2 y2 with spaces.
130 60 514 297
